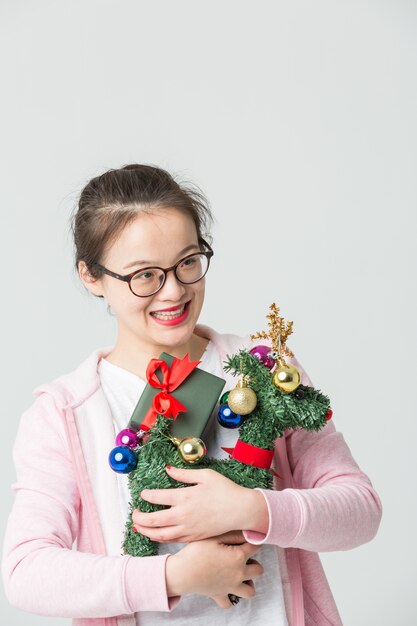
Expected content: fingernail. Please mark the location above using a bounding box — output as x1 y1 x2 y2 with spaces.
165 465 171 470
132 525 138 533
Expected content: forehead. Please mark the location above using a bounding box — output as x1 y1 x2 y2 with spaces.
105 209 198 264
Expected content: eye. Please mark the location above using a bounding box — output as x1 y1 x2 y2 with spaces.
180 257 197 268
293 386 306 399
268 350 280 360
134 270 157 281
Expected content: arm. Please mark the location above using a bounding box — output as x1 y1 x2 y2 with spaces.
242 356 383 552
1 394 180 617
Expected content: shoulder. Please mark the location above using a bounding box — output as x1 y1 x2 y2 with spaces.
31 344 114 409
14 345 112 458
195 323 256 355
195 323 313 386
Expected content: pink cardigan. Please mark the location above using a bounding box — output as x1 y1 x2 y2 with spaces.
2 324 382 625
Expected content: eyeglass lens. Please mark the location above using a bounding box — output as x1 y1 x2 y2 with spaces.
130 253 209 296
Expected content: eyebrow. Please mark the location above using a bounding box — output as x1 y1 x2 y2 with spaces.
123 243 201 270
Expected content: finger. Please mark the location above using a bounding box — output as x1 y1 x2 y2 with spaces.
165 465 208 484
132 508 176 528
139 487 183 506
216 530 245 544
245 561 265 579
211 594 234 609
240 540 262 559
233 580 256 600
241 579 255 593
132 524 183 543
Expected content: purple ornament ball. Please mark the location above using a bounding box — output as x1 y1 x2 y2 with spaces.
116 428 138 448
249 345 275 370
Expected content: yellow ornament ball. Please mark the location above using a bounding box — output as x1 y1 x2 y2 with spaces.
177 437 206 464
272 364 301 393
227 383 257 415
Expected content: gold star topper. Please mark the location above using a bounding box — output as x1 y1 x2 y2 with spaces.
250 302 294 364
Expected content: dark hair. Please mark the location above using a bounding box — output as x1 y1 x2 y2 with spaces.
70 164 214 296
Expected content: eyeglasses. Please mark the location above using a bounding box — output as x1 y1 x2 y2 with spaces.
92 239 214 297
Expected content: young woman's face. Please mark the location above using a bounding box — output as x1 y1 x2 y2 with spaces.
85 209 207 351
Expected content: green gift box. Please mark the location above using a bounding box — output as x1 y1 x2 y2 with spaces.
128 352 226 440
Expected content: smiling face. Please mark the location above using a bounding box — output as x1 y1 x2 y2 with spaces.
79 208 207 361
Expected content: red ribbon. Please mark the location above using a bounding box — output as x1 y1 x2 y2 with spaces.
232 439 274 468
221 440 282 479
140 354 200 430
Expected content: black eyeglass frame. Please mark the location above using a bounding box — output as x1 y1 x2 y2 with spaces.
91 238 214 298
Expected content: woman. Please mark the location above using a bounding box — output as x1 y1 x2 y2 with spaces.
2 164 382 626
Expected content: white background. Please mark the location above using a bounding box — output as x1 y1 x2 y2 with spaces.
1 1 416 624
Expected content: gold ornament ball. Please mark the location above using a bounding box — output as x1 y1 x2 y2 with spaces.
178 437 206 464
272 364 301 393
227 385 257 415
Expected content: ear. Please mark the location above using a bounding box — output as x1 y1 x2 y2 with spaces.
78 261 105 297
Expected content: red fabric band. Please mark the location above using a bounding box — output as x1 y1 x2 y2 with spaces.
231 439 274 469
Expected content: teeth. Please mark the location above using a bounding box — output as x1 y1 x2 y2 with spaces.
152 304 186 320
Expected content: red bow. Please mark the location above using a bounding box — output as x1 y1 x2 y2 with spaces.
140 354 200 430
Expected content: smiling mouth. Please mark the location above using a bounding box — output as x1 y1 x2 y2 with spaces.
150 301 190 320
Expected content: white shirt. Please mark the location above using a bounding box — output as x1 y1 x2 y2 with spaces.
98 341 288 626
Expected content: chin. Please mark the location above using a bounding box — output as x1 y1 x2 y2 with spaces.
153 326 195 347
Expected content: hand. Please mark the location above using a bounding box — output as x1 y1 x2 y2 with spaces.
132 466 257 543
165 530 264 607
211 579 256 609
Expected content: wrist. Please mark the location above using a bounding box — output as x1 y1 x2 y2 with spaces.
242 487 270 535
165 553 187 597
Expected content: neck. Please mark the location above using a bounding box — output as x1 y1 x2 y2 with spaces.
104 325 210 381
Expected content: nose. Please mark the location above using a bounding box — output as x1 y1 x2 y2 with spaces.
157 268 187 301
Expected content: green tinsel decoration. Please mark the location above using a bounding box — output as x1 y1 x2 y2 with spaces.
122 347 331 557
